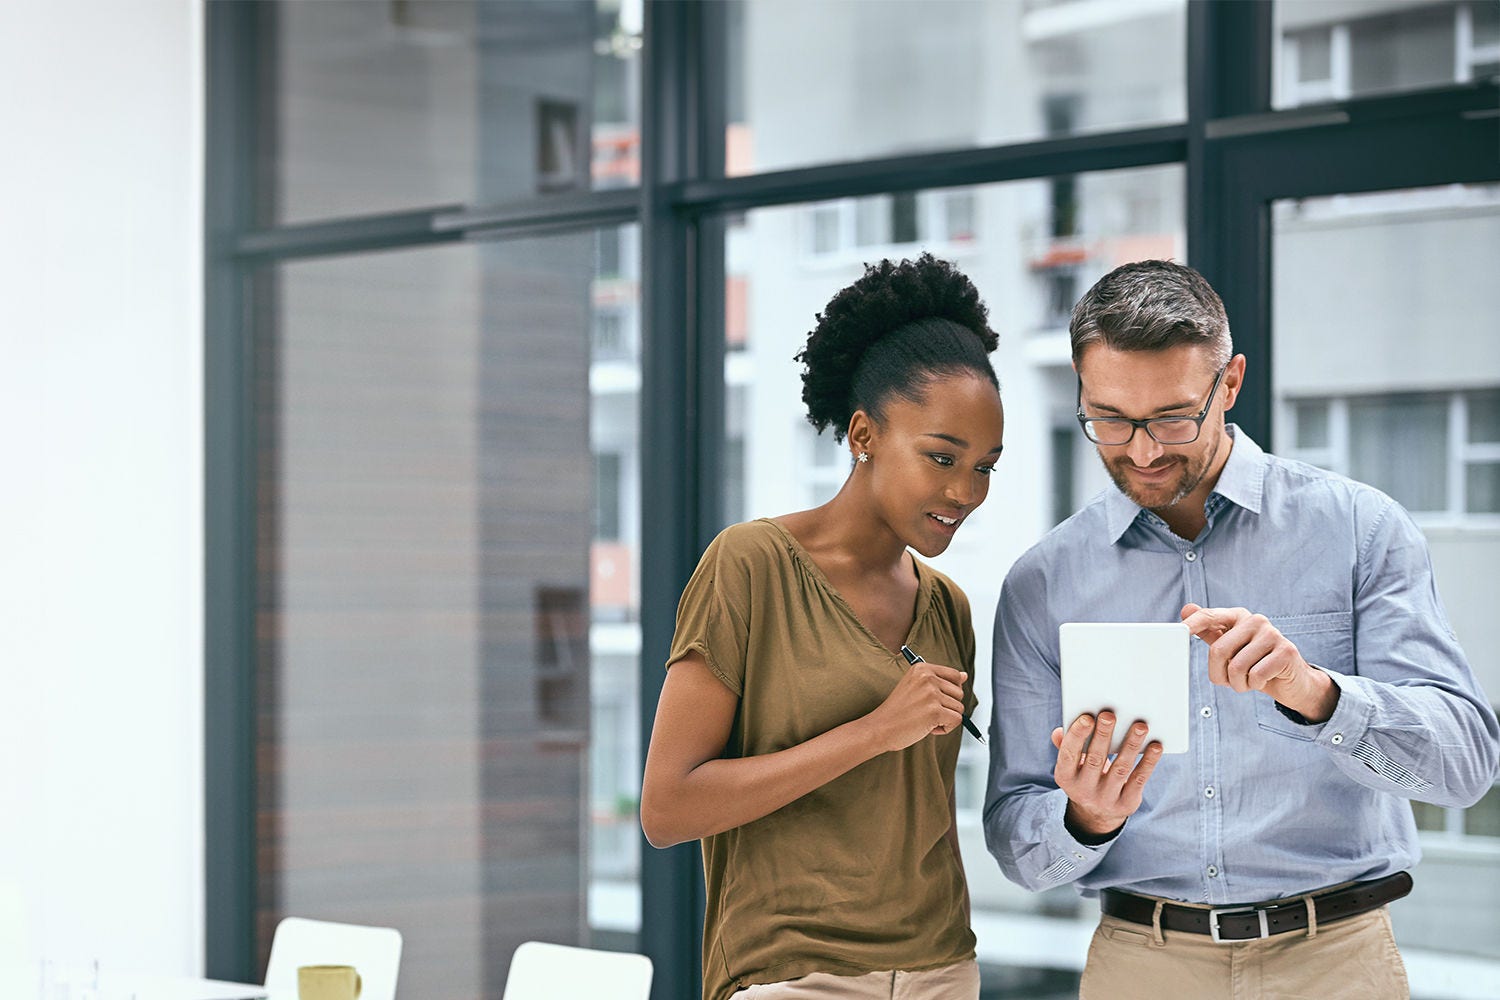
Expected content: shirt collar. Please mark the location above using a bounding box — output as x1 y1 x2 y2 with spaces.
1102 424 1267 544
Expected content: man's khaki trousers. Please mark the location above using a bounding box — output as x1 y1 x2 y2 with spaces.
1080 905 1409 999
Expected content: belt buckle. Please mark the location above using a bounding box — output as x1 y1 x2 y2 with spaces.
1208 905 1269 943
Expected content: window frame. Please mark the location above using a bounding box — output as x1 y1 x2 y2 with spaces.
205 3 1500 996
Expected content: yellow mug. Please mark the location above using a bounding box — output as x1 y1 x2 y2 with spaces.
297 964 362 1000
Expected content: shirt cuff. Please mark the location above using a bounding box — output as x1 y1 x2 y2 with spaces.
1044 789 1119 868
1273 666 1373 752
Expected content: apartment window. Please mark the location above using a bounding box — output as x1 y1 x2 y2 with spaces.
1277 1 1494 107
594 452 623 541
1414 778 1500 842
801 189 984 261
1285 389 1500 523
592 309 630 358
1350 4 1456 95
1464 1 1500 79
807 204 841 256
1039 266 1081 330
944 190 977 244
595 227 623 280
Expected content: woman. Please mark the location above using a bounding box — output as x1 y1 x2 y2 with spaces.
640 254 1005 1000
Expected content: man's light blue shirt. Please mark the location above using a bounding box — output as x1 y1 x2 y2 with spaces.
983 427 1500 904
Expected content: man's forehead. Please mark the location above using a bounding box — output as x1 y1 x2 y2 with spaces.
1076 343 1220 382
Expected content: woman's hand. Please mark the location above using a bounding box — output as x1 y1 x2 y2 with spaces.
640 651 966 848
862 660 968 753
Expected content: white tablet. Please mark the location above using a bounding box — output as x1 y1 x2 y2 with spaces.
1060 622 1190 755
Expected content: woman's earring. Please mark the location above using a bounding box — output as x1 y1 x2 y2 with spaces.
856 452 869 464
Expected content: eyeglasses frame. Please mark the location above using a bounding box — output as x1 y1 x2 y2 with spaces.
1075 362 1230 446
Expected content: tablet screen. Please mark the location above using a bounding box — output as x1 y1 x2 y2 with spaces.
1059 621 1190 754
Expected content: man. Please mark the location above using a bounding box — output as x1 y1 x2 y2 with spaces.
983 259 1499 997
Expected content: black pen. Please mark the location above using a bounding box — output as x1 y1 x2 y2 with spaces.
900 645 986 744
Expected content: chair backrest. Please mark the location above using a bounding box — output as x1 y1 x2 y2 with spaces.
265 917 402 1000
502 941 652 1000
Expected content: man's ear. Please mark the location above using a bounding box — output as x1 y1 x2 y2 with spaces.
1220 354 1247 411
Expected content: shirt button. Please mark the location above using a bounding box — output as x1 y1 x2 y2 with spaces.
1204 786 1216 798
1331 733 1344 745
1200 706 1213 718
1185 550 1198 562
1207 865 1219 877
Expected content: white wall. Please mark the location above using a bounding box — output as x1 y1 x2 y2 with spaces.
0 0 204 980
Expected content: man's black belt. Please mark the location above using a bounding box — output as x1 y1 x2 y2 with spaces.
1100 871 1413 943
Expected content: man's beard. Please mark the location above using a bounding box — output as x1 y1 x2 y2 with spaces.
1104 451 1211 513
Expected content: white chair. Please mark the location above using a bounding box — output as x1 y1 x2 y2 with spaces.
502 941 652 1000
265 917 403 1000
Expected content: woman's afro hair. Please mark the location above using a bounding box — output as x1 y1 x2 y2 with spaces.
796 253 997 439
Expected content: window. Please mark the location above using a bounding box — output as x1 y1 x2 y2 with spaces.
249 221 642 995
594 452 623 541
269 0 642 223
1277 1 1493 107
801 189 985 261
206 3 1500 996
727 0 1186 175
1283 390 1500 522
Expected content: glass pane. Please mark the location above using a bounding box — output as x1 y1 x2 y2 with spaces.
1276 0 1465 107
1463 784 1500 838
725 0 1186 176
1477 0 1500 47
721 163 1184 991
258 226 641 995
1294 400 1330 448
1350 5 1456 95
1469 388 1500 443
1272 184 1500 971
1293 26 1334 83
1412 799 1449 834
270 0 640 224
1469 461 1500 514
1347 393 1449 513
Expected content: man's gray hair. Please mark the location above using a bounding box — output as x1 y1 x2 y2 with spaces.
1069 260 1232 368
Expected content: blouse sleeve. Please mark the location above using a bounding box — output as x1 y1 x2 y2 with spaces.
666 527 753 697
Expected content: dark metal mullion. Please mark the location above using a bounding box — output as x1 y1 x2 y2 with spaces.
1216 104 1500 445
1188 0 1275 444
673 124 1189 213
696 0 730 183
232 206 464 261
637 2 706 998
204 0 263 984
1209 78 1500 138
232 191 641 262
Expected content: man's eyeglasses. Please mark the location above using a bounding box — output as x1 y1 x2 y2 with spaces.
1076 363 1229 446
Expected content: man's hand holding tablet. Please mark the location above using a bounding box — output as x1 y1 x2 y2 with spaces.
1050 710 1163 842
1055 622 1189 841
